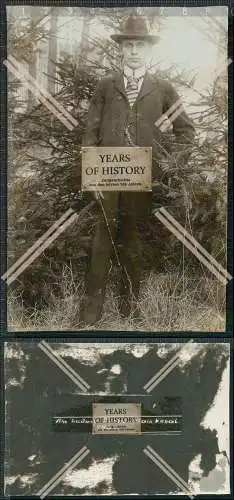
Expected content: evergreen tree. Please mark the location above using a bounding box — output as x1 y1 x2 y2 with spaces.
8 9 228 309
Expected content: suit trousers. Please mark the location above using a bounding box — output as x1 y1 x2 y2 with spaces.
80 191 151 325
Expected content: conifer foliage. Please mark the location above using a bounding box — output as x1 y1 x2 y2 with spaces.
8 8 228 309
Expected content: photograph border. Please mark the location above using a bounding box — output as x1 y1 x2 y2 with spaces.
0 2 233 498
0 1 233 338
2 336 233 499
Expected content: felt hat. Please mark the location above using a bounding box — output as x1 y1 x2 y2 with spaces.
111 15 160 44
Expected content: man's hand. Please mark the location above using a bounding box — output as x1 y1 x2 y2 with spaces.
94 191 104 201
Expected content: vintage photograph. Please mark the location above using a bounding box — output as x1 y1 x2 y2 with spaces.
6 6 229 331
4 341 230 495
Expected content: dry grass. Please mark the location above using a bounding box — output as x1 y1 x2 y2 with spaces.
7 269 226 332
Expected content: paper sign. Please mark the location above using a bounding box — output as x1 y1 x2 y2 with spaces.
92 403 141 434
81 147 152 191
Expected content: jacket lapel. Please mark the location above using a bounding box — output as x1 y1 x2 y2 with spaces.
113 72 128 102
135 71 156 103
112 70 157 105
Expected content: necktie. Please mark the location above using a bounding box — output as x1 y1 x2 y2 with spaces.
125 75 140 107
126 75 139 91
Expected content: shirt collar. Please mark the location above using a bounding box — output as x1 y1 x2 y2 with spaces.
123 65 146 80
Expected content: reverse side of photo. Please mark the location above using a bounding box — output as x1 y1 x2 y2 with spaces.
6 6 229 332
4 341 230 496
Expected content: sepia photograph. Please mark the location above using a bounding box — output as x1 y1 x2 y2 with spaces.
6 5 229 332
4 341 230 495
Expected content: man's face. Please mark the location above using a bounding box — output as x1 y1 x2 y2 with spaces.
121 38 152 70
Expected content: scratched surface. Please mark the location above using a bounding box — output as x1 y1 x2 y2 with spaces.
4 342 230 495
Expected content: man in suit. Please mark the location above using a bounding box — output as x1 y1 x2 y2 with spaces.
80 15 195 326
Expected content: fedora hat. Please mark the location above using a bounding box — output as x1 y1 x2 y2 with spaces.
111 15 160 44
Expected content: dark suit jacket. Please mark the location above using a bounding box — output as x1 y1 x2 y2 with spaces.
83 71 195 178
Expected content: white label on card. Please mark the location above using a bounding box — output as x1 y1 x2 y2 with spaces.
92 403 142 434
81 147 152 191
